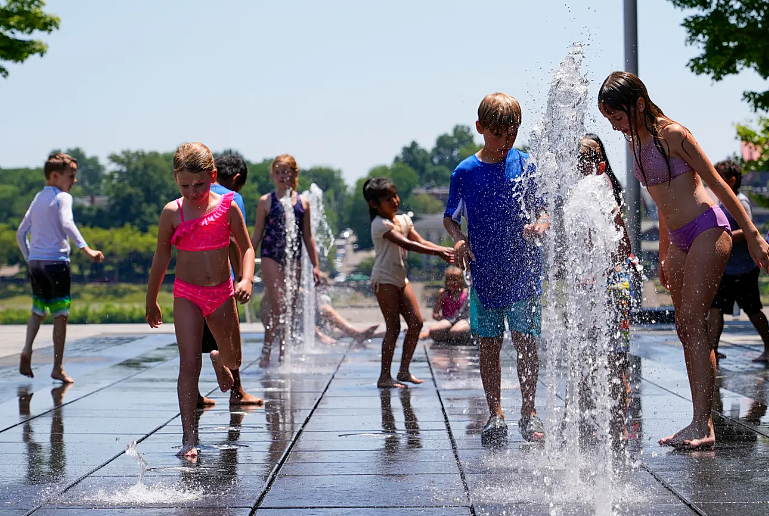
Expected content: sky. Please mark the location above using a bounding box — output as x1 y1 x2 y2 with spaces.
0 0 766 187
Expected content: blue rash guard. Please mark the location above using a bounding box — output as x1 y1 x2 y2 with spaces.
444 149 543 310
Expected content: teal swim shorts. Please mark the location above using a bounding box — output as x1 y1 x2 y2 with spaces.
469 287 542 338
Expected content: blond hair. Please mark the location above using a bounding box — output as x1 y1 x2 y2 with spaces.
173 142 215 174
478 93 522 132
271 154 299 191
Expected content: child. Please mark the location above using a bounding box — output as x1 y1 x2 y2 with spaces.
16 153 104 383
444 93 548 446
706 159 769 363
419 266 471 345
568 135 633 446
197 154 263 408
363 177 454 388
251 155 321 367
598 71 769 450
146 142 255 458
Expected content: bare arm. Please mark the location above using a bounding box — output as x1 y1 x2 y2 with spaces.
407 227 452 254
145 204 176 327
432 289 446 320
383 229 452 262
443 217 475 270
668 124 769 270
229 203 255 304
249 195 270 253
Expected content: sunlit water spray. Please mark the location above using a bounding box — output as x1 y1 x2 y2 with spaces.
278 189 301 368
73 441 203 506
300 183 336 353
521 43 626 515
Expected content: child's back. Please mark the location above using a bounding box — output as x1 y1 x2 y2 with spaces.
18 186 88 261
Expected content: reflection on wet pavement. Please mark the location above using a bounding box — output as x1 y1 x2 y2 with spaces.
0 325 768 514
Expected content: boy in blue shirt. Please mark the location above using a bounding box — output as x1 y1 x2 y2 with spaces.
198 155 263 407
444 93 547 446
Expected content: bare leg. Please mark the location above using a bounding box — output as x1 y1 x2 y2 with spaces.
660 228 730 449
512 331 539 420
479 336 504 418
51 315 73 383
206 297 243 371
260 258 285 367
749 310 769 362
173 297 205 458
319 304 378 342
230 369 263 406
447 319 471 345
395 283 424 384
706 308 724 358
197 392 216 407
422 320 452 342
20 313 44 378
209 350 234 392
375 284 406 388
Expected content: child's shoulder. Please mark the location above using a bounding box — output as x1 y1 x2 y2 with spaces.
454 154 482 174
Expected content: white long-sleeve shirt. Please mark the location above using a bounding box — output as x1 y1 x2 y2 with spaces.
16 186 88 261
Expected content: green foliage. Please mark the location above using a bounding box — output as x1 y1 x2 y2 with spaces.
0 0 60 78
737 117 769 173
668 0 769 112
0 304 174 324
408 193 445 215
357 255 375 276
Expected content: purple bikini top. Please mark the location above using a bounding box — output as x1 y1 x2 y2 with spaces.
633 138 692 187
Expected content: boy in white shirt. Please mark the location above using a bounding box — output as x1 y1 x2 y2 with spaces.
16 153 104 383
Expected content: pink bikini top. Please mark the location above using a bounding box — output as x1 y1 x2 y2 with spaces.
171 192 233 252
633 138 692 187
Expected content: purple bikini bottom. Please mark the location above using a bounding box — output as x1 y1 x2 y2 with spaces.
668 205 731 253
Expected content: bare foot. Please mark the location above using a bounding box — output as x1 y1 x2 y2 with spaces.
659 422 715 450
51 369 74 384
176 443 199 459
197 393 216 408
19 352 34 378
752 351 769 363
355 325 380 343
210 351 234 392
378 377 406 389
259 353 270 368
230 390 264 406
418 330 430 340
318 333 337 345
396 372 424 384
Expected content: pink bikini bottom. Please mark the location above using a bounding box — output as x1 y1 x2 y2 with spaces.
173 278 234 317
668 206 731 253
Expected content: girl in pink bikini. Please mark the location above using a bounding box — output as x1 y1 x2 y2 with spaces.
420 266 470 345
599 72 769 450
146 142 256 458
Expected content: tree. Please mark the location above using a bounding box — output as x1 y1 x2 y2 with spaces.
0 0 60 78
430 125 478 171
737 117 769 173
668 0 769 112
302 166 349 235
395 141 431 182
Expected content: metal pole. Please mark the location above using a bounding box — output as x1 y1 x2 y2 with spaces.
624 0 642 305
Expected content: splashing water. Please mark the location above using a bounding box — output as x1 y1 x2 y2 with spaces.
300 184 336 351
526 43 625 515
125 441 147 484
278 189 301 364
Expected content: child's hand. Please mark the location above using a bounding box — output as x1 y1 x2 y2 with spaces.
234 279 253 304
313 266 321 285
454 240 475 271
83 246 104 263
146 301 162 328
748 233 769 273
522 222 548 241
439 247 454 264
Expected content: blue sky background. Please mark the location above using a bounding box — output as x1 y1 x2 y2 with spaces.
0 0 766 186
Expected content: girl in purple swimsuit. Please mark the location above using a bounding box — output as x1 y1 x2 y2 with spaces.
251 154 321 367
599 72 769 451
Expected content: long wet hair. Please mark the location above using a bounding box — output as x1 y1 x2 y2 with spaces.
583 133 624 207
598 71 673 186
362 177 396 221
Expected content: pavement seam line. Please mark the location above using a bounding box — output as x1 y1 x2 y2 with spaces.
249 344 352 515
423 344 477 516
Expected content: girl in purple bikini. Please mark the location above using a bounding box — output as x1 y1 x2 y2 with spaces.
598 72 769 450
251 155 321 367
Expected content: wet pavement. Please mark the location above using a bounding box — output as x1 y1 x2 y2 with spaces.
1 321 768 515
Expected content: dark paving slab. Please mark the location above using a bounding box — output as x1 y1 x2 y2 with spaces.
0 322 767 513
